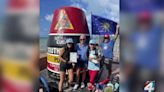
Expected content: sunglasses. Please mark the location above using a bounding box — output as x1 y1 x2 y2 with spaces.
67 43 73 44
90 44 95 45
80 39 85 41
104 37 109 39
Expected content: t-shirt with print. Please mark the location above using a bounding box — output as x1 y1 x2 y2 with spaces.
88 50 100 70
101 39 115 59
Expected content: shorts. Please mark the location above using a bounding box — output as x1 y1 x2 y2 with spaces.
105 61 112 71
60 62 73 72
103 58 112 71
76 61 87 69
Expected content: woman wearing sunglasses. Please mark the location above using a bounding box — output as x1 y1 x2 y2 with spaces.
99 25 119 84
58 38 75 92
87 39 102 91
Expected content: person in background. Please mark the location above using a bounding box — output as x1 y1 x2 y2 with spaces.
128 11 161 92
99 25 119 84
58 38 75 92
73 35 88 90
87 39 102 91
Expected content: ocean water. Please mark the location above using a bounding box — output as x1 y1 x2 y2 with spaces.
40 37 48 53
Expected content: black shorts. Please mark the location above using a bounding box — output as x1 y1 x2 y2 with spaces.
76 60 87 69
60 62 73 72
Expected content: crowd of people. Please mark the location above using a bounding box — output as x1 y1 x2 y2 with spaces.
58 27 119 92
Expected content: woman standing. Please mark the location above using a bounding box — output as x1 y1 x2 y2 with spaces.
58 38 75 92
99 25 119 84
87 39 102 91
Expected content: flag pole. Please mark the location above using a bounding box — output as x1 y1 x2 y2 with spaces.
90 11 93 39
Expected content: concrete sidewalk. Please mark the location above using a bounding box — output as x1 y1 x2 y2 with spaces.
40 63 119 92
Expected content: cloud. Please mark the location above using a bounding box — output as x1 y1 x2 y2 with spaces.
45 14 53 22
84 0 119 22
70 0 119 22
70 0 119 34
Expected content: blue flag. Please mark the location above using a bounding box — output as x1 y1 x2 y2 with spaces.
92 15 117 35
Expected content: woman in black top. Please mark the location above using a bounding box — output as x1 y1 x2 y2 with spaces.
58 38 75 92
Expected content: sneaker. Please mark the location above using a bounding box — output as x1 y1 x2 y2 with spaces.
87 84 93 91
80 82 85 89
87 85 92 91
73 84 79 90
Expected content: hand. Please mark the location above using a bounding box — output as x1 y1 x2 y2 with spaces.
68 61 73 64
72 63 75 68
89 57 94 61
77 55 79 59
62 60 67 63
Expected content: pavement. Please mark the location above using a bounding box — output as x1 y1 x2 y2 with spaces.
40 63 119 92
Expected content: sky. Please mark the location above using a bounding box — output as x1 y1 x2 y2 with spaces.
40 0 119 37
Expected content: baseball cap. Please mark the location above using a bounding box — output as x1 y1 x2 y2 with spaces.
66 38 74 43
89 39 96 44
104 34 110 39
138 11 152 23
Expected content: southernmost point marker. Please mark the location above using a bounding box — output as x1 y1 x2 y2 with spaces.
47 6 89 79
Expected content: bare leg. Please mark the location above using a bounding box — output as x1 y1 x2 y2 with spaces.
68 68 74 85
59 71 65 92
76 68 80 84
82 68 86 82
